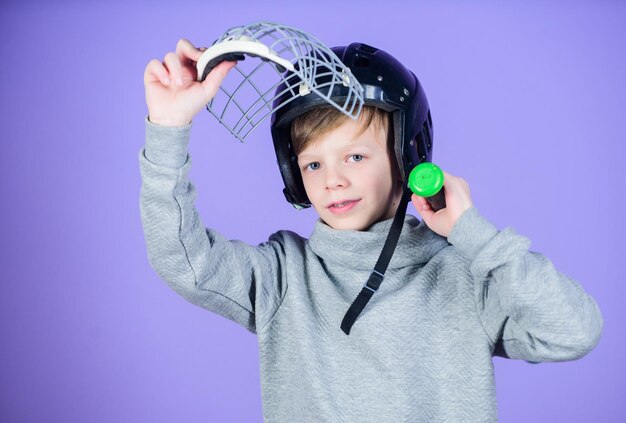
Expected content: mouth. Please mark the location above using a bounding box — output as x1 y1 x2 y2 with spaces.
327 199 361 214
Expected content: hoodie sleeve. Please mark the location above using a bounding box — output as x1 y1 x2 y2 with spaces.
447 207 603 362
138 116 286 334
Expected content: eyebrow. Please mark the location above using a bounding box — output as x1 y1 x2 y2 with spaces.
298 141 378 161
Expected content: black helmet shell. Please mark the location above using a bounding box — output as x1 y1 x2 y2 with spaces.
271 42 433 209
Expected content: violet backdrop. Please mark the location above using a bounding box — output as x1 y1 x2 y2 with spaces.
1 0 624 421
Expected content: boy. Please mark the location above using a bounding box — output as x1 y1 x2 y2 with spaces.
140 38 603 422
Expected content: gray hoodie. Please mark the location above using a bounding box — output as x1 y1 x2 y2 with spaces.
139 117 603 422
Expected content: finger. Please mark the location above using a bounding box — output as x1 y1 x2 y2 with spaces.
144 59 171 86
176 38 203 64
442 171 469 193
411 193 427 208
163 52 183 86
411 194 434 220
442 170 455 179
200 60 237 100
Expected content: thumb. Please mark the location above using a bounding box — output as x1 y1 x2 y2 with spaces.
412 194 436 224
200 60 236 101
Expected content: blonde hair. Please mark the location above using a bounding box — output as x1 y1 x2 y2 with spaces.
291 106 389 155
290 105 400 181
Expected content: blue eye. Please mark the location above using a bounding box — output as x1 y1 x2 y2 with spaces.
350 154 364 162
306 162 320 171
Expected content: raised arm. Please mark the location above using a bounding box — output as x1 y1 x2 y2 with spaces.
414 171 603 362
139 39 286 333
448 208 603 362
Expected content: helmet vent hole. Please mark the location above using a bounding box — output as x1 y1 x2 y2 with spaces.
355 54 370 68
358 43 378 54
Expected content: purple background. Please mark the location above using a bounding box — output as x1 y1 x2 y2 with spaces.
1 1 624 421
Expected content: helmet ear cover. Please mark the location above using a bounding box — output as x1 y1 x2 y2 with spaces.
271 42 433 209
271 122 311 209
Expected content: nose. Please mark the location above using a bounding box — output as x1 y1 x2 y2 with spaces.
325 165 349 190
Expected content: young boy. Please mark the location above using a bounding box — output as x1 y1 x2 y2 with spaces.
140 38 603 422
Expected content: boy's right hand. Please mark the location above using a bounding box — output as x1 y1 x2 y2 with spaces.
143 38 236 127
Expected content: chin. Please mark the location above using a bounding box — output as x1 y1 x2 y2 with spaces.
322 216 372 232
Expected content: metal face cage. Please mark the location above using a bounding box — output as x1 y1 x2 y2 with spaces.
196 21 365 142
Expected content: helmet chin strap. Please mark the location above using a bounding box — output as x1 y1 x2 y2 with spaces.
340 186 413 335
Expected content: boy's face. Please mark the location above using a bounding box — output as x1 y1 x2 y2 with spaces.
297 118 403 231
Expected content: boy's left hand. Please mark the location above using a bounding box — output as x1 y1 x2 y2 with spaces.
411 170 474 238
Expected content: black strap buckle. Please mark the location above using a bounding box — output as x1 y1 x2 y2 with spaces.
365 270 384 292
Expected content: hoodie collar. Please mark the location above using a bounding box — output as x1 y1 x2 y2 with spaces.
308 214 449 270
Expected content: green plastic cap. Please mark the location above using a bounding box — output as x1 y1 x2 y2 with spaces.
408 162 444 197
